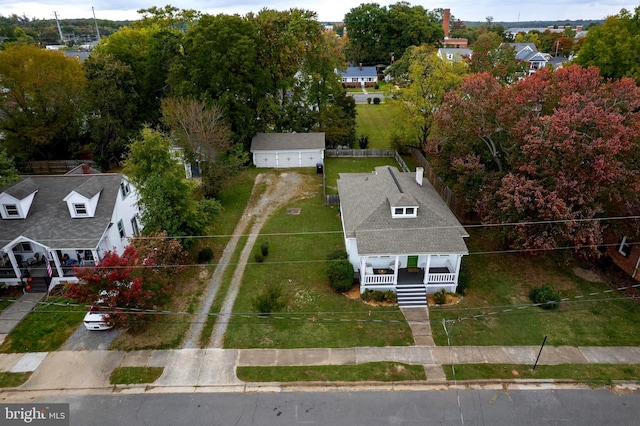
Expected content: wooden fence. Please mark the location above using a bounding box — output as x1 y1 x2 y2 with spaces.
18 160 98 175
323 149 410 206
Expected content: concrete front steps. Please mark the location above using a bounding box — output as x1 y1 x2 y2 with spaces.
396 284 427 307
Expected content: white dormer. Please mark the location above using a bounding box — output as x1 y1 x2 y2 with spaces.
63 176 103 218
0 178 38 219
386 167 419 218
391 204 419 218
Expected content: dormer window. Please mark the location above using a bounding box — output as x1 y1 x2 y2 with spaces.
73 203 88 216
4 204 19 217
392 206 418 218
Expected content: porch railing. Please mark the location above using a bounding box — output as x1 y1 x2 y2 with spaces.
362 274 396 285
427 273 456 283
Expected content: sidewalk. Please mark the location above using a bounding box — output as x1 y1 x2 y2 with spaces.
2 345 640 394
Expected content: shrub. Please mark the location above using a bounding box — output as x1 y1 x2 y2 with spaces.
197 247 214 263
373 97 381 105
374 83 379 90
456 270 470 295
367 97 372 104
327 259 354 292
384 290 397 303
261 241 269 257
529 285 561 310
358 135 370 149
252 283 285 315
254 252 264 263
433 289 447 305
371 290 386 302
361 290 372 301
327 248 348 260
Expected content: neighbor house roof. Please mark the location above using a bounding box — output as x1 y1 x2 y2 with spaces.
338 66 378 79
337 166 468 255
437 48 472 62
0 174 125 250
250 132 326 151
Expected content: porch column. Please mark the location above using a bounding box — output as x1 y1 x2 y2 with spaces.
393 256 399 286
423 254 432 284
91 250 99 264
359 257 367 293
453 254 462 285
6 251 21 278
49 250 64 278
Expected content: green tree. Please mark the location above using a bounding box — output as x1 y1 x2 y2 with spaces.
0 146 20 187
468 33 528 84
0 44 86 161
83 51 140 168
387 45 467 148
575 7 640 82
169 13 264 146
123 128 220 243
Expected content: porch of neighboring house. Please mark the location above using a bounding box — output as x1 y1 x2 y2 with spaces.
358 254 461 307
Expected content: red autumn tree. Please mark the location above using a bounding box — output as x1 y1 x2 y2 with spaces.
433 65 640 254
65 246 170 330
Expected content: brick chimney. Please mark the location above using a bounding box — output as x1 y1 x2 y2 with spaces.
443 9 450 38
81 164 91 174
359 63 362 71
576 25 583 32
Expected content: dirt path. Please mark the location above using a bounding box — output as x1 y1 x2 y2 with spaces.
181 172 308 349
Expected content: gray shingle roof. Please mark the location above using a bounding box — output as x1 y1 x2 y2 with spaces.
250 133 326 151
337 166 468 255
3 178 37 199
0 174 124 250
72 176 104 198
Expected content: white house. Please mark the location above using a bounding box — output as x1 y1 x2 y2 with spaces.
250 132 325 168
0 173 141 293
338 65 378 88
337 166 469 307
507 42 552 75
437 48 472 63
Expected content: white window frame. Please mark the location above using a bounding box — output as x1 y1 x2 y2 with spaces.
117 220 126 239
73 203 88 216
392 206 418 218
4 204 19 217
618 236 632 257
131 216 140 237
120 181 131 199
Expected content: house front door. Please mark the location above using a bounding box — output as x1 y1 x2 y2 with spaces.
407 256 418 268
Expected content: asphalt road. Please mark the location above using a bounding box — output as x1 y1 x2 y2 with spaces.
35 388 640 425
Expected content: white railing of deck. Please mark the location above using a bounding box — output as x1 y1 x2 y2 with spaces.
428 273 456 283
362 274 396 285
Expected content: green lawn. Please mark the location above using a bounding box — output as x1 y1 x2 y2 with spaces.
0 297 84 353
445 364 640 385
323 157 399 194
237 362 425 382
110 366 164 385
429 228 640 347
0 372 31 388
355 104 395 149
223 172 413 349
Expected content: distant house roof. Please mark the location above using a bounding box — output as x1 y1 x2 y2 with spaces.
250 133 326 151
437 48 472 62
337 166 468 255
0 174 125 250
338 66 378 79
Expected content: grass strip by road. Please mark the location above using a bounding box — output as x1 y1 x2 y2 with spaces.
0 297 84 353
0 372 31 388
110 367 164 385
444 363 640 385
237 362 425 382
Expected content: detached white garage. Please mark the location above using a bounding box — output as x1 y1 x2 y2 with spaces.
250 133 325 168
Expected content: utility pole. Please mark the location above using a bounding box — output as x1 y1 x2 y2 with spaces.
92 7 101 42
53 11 64 44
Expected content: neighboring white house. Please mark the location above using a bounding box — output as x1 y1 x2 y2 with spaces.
337 166 469 307
507 42 553 75
0 173 141 293
250 132 325 168
338 65 378 87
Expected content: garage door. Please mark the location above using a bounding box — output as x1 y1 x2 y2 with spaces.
256 152 277 168
300 150 322 167
278 151 299 168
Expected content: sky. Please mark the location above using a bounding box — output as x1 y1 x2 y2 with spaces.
0 0 636 23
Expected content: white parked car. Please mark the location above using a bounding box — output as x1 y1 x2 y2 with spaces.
83 299 113 331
